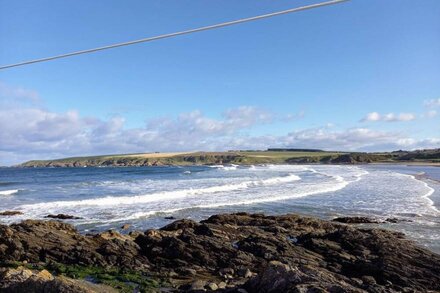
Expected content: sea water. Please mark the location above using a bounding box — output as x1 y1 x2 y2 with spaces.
0 164 439 252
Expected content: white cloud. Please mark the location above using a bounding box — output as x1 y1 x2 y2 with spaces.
0 83 438 166
0 81 40 105
361 112 416 122
424 98 440 108
421 110 437 118
282 111 305 122
0 103 278 165
1 101 438 166
362 112 381 122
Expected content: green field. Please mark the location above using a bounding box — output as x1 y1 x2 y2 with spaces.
240 151 345 158
19 150 348 167
18 148 440 167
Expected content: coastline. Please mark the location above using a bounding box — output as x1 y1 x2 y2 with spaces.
1 212 440 292
16 149 440 168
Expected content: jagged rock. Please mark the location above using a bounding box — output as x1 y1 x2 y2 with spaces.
0 220 149 270
219 267 234 278
332 216 382 224
45 214 82 220
217 282 227 289
237 268 252 278
121 224 131 230
0 210 23 216
0 213 439 292
385 217 412 223
206 282 218 291
189 279 206 291
0 267 117 293
244 261 304 292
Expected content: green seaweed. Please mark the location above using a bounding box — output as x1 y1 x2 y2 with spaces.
1 261 164 293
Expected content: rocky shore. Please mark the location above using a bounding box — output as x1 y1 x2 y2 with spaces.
1 213 440 292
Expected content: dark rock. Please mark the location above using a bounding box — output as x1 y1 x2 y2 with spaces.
0 213 439 292
0 266 117 292
219 267 234 278
244 261 304 292
237 268 252 278
121 224 131 230
164 216 176 220
189 279 206 291
45 214 82 220
332 216 381 224
0 211 23 216
385 217 412 223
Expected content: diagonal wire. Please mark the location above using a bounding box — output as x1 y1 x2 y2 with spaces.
0 0 349 70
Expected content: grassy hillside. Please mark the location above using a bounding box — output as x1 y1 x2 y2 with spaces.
18 148 440 167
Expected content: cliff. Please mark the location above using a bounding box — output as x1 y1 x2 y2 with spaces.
18 148 440 167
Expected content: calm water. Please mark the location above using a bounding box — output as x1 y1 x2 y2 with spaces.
1 164 439 253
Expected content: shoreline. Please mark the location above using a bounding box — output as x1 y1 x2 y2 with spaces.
1 212 440 292
15 148 440 168
11 160 440 168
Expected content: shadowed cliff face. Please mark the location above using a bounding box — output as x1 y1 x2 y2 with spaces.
1 213 440 292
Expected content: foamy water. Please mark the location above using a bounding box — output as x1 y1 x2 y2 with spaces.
0 189 18 196
0 165 439 252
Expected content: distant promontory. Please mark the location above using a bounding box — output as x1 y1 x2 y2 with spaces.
18 148 440 168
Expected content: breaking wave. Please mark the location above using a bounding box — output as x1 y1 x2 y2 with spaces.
0 189 19 196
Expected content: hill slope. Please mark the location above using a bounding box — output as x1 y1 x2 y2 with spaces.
18 148 440 167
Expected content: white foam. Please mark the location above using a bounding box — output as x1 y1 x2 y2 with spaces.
407 174 439 214
19 174 301 209
222 165 237 171
0 189 18 196
108 175 350 223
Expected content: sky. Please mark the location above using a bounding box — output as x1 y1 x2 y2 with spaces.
0 0 440 165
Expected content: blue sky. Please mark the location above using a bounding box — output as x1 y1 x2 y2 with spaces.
1 0 440 165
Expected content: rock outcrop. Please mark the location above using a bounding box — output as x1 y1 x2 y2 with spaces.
45 214 82 220
1 213 439 292
0 266 117 293
0 211 23 216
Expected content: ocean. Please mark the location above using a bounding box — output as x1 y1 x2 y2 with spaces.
1 164 439 253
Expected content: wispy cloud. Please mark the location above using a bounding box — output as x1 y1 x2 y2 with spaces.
361 112 416 122
1 103 438 165
0 81 40 105
424 98 440 108
0 82 438 166
421 110 437 118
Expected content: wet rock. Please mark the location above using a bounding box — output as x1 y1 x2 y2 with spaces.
45 214 82 220
206 282 218 291
176 267 197 276
190 279 206 291
385 217 412 223
0 210 23 216
0 213 439 292
0 267 117 293
217 281 227 289
244 261 304 292
332 216 381 224
121 224 131 230
237 268 252 278
219 267 234 278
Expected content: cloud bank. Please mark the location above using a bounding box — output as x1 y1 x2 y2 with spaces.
1 83 439 165
361 112 416 122
1 104 438 166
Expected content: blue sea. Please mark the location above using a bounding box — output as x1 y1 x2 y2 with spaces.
1 164 439 253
